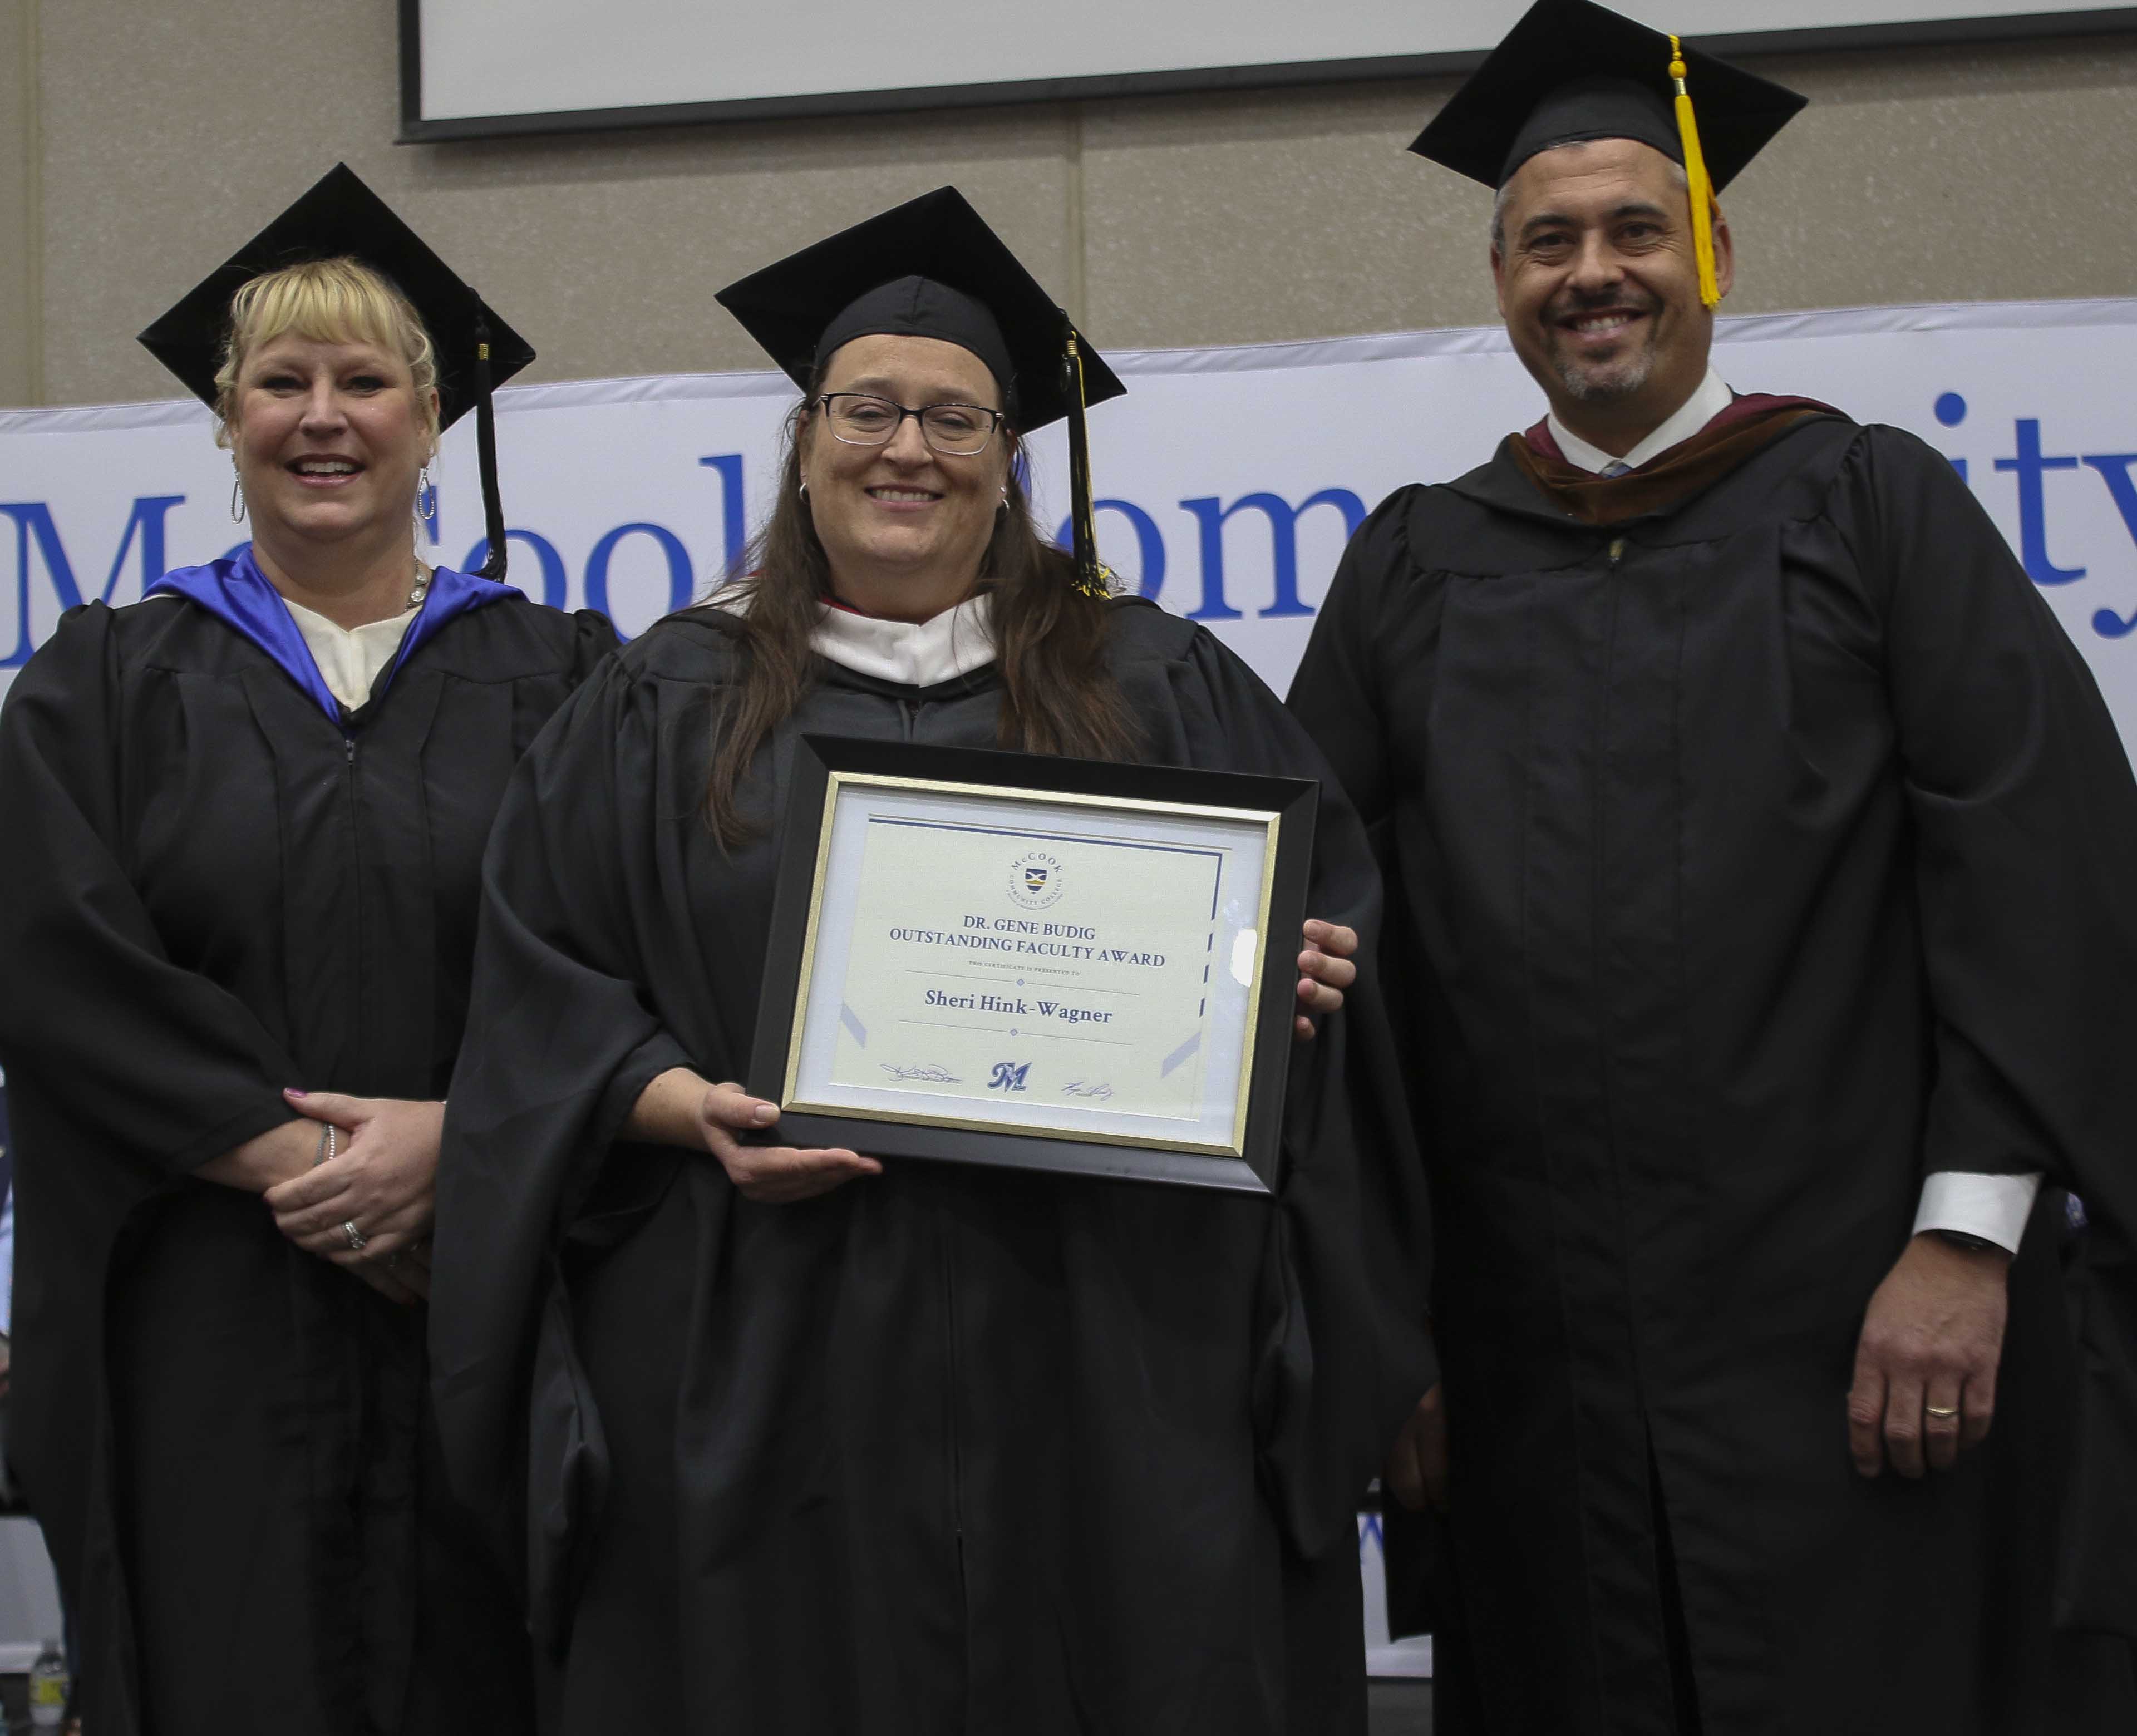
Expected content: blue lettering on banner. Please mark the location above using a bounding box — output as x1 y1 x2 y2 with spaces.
2080 453 2137 637
1993 419 2087 585
1178 489 1367 620
1936 391 1968 482
462 530 570 610
584 521 693 628
1 496 184 666
698 453 747 579
1056 498 1167 599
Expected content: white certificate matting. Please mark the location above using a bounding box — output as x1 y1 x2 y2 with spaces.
786 776 1278 1156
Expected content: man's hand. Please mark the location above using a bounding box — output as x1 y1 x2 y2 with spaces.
1385 1385 1449 1513
1295 919 1359 1042
694 1081 882 1204
263 1092 443 1281
1847 1231 2010 1478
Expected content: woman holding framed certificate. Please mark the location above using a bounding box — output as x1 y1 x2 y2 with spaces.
431 190 1432 1733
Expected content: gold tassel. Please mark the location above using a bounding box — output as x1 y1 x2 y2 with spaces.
1060 326 1113 599
1668 35 1721 311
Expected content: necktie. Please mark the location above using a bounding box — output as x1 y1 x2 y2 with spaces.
1601 460 1633 479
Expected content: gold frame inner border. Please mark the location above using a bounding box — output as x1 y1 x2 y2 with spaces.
779 768 1283 1159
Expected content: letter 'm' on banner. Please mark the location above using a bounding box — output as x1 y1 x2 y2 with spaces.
2 496 185 667
1178 489 1366 622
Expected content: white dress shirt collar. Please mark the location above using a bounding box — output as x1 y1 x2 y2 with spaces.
1547 366 1735 476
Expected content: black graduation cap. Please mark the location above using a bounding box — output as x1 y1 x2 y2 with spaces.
1411 0 1806 305
137 163 533 579
716 187 1125 595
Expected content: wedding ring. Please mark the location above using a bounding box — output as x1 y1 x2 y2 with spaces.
1924 1405 1960 1419
343 1220 367 1253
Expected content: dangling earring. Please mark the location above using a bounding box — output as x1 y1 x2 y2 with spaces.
229 464 247 524
997 486 1010 514
415 461 437 524
798 477 809 500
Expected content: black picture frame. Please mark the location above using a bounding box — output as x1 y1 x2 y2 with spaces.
746 734 1318 1194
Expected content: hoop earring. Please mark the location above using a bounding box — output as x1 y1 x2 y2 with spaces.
997 486 1010 514
229 467 247 524
798 477 809 500
415 462 437 522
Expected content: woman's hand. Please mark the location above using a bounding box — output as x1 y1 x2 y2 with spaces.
262 1091 442 1287
627 1067 881 1204
1294 919 1359 1042
196 1119 319 1193
696 1082 882 1204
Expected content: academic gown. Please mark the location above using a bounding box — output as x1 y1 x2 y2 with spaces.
0 564 616 1736
429 598 1434 1736
1289 413 2137 1736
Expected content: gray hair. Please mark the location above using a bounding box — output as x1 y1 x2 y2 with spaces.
1490 148 1691 254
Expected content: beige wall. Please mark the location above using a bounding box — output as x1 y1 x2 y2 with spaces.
0 0 39 406
8 0 2137 409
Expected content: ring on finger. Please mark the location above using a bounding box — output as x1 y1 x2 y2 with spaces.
342 1220 367 1254
1925 1404 1960 1419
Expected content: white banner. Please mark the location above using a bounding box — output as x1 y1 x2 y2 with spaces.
6 298 2137 760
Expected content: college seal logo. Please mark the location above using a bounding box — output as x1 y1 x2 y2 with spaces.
1007 849 1065 911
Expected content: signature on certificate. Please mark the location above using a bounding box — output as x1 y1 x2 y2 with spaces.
1062 1080 1115 1102
882 1062 961 1084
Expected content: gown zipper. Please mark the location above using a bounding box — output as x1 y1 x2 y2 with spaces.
342 723 363 1041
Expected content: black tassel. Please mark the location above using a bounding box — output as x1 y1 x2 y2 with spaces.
1059 319 1109 599
471 299 508 580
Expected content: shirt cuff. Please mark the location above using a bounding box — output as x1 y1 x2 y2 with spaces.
1912 1171 2043 1255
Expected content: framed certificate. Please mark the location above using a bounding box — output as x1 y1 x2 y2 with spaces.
747 736 1318 1193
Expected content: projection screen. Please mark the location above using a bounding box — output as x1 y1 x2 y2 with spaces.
401 0 2137 140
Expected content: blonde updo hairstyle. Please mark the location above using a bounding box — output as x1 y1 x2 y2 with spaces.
211 256 441 453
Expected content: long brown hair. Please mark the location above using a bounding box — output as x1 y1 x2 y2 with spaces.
700 373 1138 846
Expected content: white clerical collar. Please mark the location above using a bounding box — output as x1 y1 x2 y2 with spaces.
1547 366 1735 476
703 586 999 687
812 591 997 686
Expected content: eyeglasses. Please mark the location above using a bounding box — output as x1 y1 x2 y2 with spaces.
813 392 1005 456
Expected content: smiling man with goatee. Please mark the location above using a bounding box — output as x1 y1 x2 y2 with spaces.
1288 1 2137 1732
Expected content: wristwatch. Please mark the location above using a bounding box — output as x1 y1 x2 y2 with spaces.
1929 1227 2001 1254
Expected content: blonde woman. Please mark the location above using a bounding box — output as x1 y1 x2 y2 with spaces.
0 166 612 1733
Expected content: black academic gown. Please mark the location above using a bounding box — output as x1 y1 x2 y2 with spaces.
1290 416 2137 1736
429 598 1432 1736
0 588 616 1736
